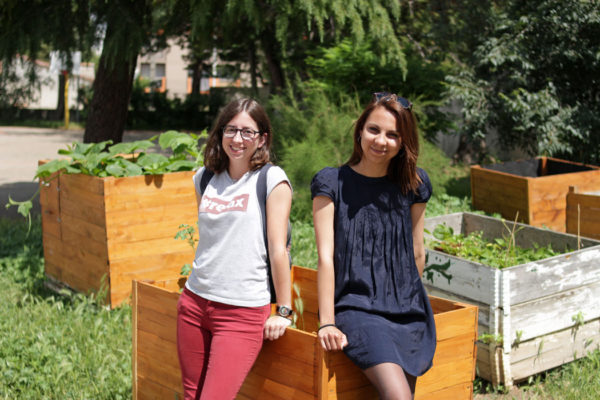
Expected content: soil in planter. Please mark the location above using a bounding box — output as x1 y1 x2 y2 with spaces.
481 158 593 178
426 224 565 269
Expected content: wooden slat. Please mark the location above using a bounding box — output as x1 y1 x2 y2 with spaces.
132 281 139 400
60 223 109 259
104 204 196 230
136 347 182 391
417 357 474 395
104 186 195 212
107 235 193 261
509 281 600 343
508 248 600 304
59 172 105 195
238 373 315 400
136 376 182 400
105 218 197 242
103 171 195 195
60 213 106 242
416 382 472 400
59 195 106 227
423 250 498 306
39 171 61 239
59 180 106 209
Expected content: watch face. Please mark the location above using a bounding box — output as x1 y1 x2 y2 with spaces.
278 306 292 317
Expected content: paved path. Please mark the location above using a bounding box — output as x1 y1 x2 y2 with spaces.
0 126 159 218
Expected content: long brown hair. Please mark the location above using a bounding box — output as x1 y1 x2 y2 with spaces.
347 94 421 194
203 98 272 173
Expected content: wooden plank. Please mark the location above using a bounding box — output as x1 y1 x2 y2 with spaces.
60 223 109 259
103 186 196 212
60 213 106 242
107 235 192 261
102 171 196 196
59 195 106 227
434 306 478 342
104 203 196 227
509 281 600 343
238 373 315 400
416 382 472 400
136 376 182 400
508 248 600 304
423 250 498 306
39 171 61 239
105 218 197 242
59 172 105 195
59 180 106 209
136 348 182 391
136 281 180 316
137 304 178 344
509 318 600 382
132 281 139 400
110 255 189 306
417 357 474 395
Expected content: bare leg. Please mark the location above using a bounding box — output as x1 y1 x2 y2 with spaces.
363 362 416 400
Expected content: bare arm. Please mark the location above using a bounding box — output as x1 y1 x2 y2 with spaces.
410 202 427 277
313 195 347 350
264 181 293 340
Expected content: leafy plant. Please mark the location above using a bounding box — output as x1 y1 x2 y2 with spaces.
175 224 198 277
6 130 207 224
427 223 563 269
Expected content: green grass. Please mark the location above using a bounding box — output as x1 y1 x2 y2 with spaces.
0 218 131 399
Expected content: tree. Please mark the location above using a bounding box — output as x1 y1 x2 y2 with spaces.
446 0 600 164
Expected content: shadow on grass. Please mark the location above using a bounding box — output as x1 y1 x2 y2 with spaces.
444 175 471 198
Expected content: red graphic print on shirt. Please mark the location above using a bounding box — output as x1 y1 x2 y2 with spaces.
199 194 249 214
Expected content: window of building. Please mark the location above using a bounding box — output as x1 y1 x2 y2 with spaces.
140 63 151 78
155 63 166 78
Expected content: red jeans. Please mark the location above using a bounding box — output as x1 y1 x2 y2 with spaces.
176 287 270 400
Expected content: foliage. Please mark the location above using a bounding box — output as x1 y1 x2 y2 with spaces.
0 218 131 399
6 131 206 221
427 223 563 269
446 0 600 164
305 39 454 139
268 86 359 222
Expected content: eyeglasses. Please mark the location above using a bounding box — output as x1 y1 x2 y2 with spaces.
373 92 413 110
222 126 261 141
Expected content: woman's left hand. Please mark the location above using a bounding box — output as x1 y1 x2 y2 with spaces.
263 315 292 341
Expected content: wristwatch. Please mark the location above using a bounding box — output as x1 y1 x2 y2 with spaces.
276 305 294 318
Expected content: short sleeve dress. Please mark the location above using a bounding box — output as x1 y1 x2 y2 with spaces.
310 165 436 376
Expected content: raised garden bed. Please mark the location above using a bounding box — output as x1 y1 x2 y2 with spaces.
566 186 600 240
40 168 197 307
132 265 478 399
423 212 600 388
470 157 600 232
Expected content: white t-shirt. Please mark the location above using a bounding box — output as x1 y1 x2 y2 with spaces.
185 165 291 307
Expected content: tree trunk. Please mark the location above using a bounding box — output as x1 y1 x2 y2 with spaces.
55 73 65 120
190 60 202 96
83 51 136 143
259 33 285 92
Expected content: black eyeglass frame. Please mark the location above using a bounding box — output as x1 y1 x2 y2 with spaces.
222 126 262 141
373 92 413 110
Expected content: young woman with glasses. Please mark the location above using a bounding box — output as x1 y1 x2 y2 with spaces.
311 93 435 399
177 98 293 400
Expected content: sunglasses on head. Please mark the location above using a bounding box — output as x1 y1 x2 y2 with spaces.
373 92 412 110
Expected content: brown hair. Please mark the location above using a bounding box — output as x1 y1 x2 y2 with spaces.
346 94 421 194
203 98 272 173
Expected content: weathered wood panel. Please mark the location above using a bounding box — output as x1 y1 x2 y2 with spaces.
424 212 600 388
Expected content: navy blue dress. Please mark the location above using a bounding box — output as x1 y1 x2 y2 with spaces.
311 165 436 376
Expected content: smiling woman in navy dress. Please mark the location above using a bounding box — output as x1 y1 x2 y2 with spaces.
311 93 436 399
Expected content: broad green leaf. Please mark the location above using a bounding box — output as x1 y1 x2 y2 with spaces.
35 160 71 178
108 140 155 155
165 160 196 171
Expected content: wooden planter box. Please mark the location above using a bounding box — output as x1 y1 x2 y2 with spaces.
423 212 600 388
132 265 478 399
39 168 197 307
567 186 600 240
471 157 600 232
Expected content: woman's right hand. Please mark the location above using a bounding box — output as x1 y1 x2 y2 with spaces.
318 325 348 351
